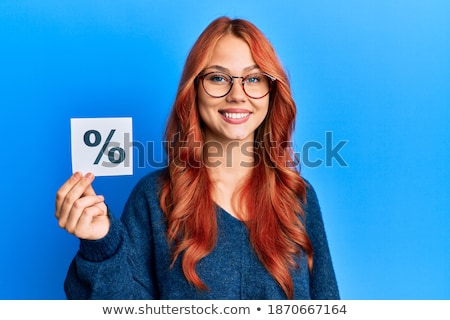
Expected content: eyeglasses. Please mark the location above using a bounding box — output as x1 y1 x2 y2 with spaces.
197 71 276 99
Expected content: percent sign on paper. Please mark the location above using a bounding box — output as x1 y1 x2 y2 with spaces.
84 129 126 165
71 118 133 176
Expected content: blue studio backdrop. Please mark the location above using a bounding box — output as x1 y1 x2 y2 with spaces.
0 1 449 299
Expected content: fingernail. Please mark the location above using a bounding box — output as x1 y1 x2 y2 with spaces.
73 172 81 179
85 172 94 180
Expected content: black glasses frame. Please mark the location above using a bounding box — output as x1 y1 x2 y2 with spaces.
197 71 276 99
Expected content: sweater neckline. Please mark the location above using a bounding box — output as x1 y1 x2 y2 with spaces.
217 206 245 223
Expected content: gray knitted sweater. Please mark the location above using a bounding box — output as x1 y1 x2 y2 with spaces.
64 169 340 299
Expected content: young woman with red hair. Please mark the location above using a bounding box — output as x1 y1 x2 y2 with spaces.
55 17 339 299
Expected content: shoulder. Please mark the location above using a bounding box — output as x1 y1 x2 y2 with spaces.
124 168 168 209
300 178 326 233
302 178 322 214
130 168 168 195
121 168 168 226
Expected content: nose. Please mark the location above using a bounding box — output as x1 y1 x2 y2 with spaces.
226 77 246 102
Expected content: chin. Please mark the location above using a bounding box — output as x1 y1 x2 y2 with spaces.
228 133 252 142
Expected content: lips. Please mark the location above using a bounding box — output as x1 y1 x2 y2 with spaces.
218 109 251 124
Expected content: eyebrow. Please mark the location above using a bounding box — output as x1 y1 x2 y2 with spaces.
204 64 260 74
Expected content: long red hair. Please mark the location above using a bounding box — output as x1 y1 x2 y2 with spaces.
159 17 313 299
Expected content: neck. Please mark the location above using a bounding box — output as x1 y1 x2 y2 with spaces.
203 138 255 219
203 139 254 176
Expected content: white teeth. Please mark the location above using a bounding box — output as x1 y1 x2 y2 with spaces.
223 112 249 119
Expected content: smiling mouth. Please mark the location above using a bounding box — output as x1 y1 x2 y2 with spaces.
219 111 251 119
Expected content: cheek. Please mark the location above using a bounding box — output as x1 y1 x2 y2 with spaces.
198 106 209 125
197 90 220 122
197 88 209 118
254 99 270 129
257 98 270 117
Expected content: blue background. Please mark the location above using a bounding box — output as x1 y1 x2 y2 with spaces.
0 0 449 299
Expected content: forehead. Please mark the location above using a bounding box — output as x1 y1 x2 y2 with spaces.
206 34 256 72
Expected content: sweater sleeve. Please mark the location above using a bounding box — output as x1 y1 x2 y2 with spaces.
304 182 340 300
63 175 159 300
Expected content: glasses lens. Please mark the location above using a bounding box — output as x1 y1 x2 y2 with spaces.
202 72 232 98
243 73 272 99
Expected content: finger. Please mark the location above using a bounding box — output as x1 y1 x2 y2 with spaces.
83 183 97 197
93 200 108 216
55 172 83 216
57 173 96 223
61 194 105 233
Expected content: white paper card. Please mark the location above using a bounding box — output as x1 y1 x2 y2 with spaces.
70 117 133 176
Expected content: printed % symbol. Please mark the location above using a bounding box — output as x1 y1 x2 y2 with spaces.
83 129 126 165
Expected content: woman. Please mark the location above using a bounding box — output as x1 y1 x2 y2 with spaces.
55 17 339 299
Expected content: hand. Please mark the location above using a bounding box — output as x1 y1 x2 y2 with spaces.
55 172 110 240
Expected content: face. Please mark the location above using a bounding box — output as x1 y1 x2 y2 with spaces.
197 34 270 144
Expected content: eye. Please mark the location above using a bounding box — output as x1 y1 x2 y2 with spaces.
245 74 263 84
205 72 230 83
